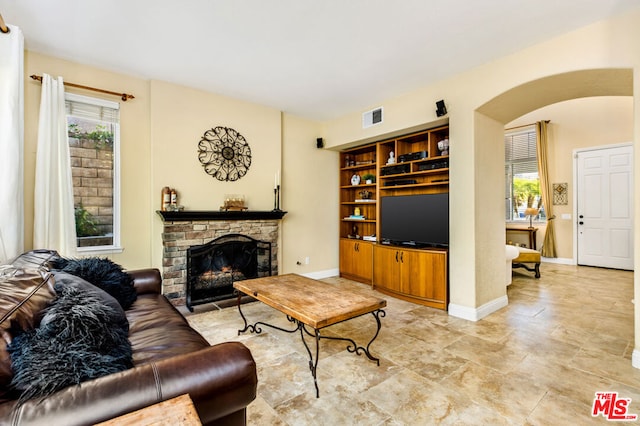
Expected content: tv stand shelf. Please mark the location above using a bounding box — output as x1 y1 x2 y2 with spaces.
338 125 449 310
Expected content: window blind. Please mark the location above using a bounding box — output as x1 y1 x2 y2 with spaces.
505 130 536 162
505 126 540 220
65 93 119 124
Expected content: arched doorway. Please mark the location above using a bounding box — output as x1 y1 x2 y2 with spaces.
474 67 637 366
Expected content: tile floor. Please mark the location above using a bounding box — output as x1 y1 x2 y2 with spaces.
186 263 638 425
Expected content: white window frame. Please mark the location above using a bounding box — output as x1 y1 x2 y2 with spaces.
505 126 545 224
65 93 122 254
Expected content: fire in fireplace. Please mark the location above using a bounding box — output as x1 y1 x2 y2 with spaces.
186 234 272 311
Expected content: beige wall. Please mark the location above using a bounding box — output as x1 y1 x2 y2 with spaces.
148 85 340 274
507 96 634 260
473 112 507 307
24 51 152 269
148 80 283 270
281 114 339 274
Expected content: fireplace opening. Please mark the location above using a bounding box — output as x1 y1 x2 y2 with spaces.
186 234 272 311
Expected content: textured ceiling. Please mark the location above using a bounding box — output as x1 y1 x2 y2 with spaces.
1 0 638 120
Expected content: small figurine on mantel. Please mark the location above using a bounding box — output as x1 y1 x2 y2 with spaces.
387 151 396 164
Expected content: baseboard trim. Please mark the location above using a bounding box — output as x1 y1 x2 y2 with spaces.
541 256 575 265
632 349 640 369
448 295 509 322
301 268 339 280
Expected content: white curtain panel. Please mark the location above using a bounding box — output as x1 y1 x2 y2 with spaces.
33 74 77 256
0 24 24 262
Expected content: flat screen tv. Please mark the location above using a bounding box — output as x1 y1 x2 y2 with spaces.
380 193 449 248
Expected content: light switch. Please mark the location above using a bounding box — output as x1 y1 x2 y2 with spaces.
561 213 571 220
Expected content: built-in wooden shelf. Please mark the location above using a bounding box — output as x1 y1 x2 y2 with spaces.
338 124 449 310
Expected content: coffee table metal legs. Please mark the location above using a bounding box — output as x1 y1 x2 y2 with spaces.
298 310 385 397
236 295 385 398
236 299 322 396
298 324 321 397
310 310 386 366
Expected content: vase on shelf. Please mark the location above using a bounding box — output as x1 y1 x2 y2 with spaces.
437 138 449 156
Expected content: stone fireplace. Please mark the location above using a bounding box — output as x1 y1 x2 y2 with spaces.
186 234 272 311
157 210 286 306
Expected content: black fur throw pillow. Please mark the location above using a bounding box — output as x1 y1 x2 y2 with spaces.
49 257 137 309
52 271 129 332
7 284 133 401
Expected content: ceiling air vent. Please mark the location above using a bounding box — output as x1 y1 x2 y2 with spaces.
362 107 383 129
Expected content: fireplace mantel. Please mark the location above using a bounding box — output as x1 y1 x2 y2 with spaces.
156 210 287 222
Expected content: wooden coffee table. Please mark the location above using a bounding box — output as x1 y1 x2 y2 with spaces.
234 274 386 397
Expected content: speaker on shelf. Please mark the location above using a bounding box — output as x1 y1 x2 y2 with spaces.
316 137 324 149
436 100 447 117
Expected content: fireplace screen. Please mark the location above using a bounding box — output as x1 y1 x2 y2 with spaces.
186 234 272 311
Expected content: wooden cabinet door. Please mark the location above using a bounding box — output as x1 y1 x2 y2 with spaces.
339 239 355 275
353 241 373 281
339 239 372 283
373 245 401 292
373 245 447 309
401 250 447 304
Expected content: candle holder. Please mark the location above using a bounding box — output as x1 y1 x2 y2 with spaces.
273 185 281 211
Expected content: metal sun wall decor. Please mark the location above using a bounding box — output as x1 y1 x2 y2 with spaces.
198 126 252 181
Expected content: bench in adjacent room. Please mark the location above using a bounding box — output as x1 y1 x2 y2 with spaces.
512 246 541 278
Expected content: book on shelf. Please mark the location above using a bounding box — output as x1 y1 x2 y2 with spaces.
354 199 377 203
362 235 377 242
344 215 365 220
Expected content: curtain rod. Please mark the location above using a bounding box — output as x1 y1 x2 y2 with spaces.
30 74 135 102
505 120 550 131
0 13 9 33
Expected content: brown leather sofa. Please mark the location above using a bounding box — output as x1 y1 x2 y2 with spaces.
0 250 257 425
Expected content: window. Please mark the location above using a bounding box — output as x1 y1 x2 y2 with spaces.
65 93 121 252
504 126 545 222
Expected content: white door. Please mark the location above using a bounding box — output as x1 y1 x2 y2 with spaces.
576 145 633 270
